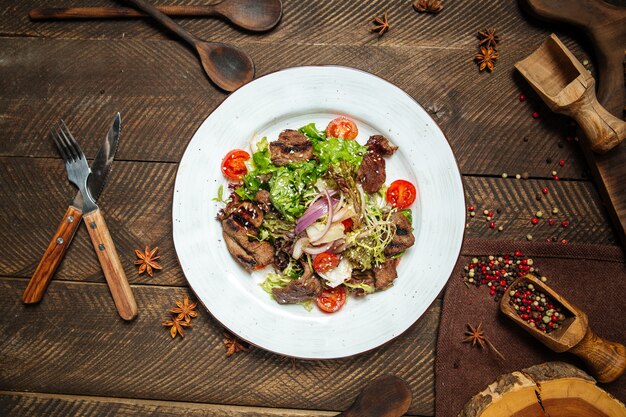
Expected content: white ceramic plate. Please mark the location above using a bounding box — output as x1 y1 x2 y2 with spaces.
173 66 465 359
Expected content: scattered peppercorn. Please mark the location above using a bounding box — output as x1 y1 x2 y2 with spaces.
531 217 539 225
464 253 539 301
532 111 539 119
561 221 569 228
519 94 526 101
542 188 548 195
559 159 565 167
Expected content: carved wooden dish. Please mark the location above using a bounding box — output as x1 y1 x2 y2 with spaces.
500 274 626 383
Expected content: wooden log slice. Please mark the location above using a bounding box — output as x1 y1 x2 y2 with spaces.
458 362 626 417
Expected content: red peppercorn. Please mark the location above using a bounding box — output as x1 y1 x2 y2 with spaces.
559 160 565 167
489 222 495 229
515 250 522 257
553 175 560 181
542 188 548 195
549 219 555 226
468 205 475 211
561 221 568 228
531 217 539 225
500 280 507 287
532 111 540 118
519 94 526 101
561 239 567 244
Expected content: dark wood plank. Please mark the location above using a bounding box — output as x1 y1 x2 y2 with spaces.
0 158 615 286
0 0 604 49
0 391 336 416
0 157 185 285
0 37 592 180
0 278 439 416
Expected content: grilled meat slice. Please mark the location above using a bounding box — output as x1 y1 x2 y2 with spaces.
221 202 274 271
367 135 398 156
231 201 264 229
254 189 271 212
357 135 397 193
216 192 242 221
384 211 415 256
269 129 314 166
374 259 399 290
272 263 322 304
347 269 375 297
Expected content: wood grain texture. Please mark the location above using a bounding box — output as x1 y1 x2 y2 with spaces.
83 207 138 321
22 205 83 304
0 391 337 416
0 158 615 287
0 279 440 416
0 37 593 180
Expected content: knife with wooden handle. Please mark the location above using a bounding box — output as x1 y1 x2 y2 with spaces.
23 114 121 304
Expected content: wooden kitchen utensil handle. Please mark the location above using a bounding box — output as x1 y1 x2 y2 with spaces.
29 5 219 20
567 86 626 154
83 208 138 321
23 205 83 304
569 327 626 383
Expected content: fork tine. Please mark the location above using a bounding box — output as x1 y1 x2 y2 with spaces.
51 124 70 162
60 119 83 161
56 120 77 162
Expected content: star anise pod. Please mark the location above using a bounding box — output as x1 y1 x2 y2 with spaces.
462 323 505 360
478 28 499 49
371 12 390 36
135 245 162 276
475 46 498 72
169 295 198 323
224 332 249 357
463 323 486 347
163 316 191 339
413 0 443 14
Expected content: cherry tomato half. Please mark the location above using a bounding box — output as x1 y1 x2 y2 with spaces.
313 252 340 274
316 285 347 313
386 179 417 209
221 149 250 181
326 116 358 140
341 218 354 233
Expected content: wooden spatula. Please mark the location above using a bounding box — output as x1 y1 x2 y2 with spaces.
337 375 412 417
515 34 626 154
500 274 626 383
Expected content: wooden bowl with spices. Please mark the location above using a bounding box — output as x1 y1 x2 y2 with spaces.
500 274 626 383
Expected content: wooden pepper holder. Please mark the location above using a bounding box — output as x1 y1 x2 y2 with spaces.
500 274 626 383
515 34 626 154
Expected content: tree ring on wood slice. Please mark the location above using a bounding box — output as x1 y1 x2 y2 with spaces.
458 362 626 417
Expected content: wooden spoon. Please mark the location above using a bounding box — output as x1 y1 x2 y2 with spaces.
500 274 626 383
337 375 412 417
125 0 254 92
29 0 283 32
515 34 626 154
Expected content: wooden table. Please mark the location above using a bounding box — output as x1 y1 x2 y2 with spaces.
0 1 623 415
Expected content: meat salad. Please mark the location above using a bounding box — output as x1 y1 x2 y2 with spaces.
216 116 416 313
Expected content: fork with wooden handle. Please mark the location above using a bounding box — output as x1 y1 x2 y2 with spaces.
50 121 137 321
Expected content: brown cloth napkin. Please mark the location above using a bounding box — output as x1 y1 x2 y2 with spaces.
436 238 626 417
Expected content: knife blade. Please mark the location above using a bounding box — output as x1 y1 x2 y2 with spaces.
23 113 121 304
